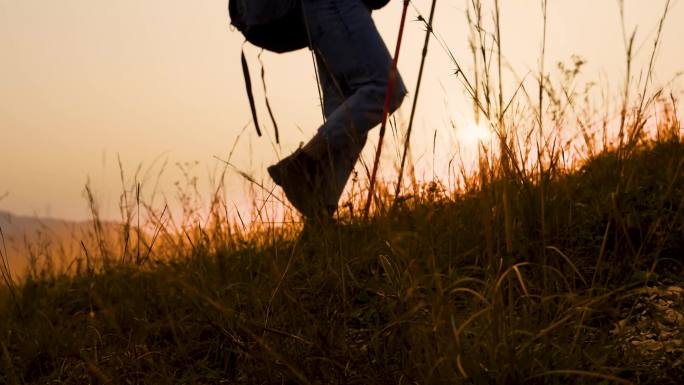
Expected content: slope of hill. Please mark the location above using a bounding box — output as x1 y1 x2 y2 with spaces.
1 140 683 384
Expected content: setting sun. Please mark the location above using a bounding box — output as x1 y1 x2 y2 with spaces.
456 121 493 147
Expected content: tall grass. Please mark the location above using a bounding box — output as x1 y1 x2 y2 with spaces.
1 1 683 384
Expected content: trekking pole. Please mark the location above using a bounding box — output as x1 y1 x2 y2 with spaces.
394 0 438 199
364 0 410 219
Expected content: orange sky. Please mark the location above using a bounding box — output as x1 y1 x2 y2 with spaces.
1 0 682 222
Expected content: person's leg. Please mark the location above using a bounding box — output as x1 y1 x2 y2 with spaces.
310 53 369 211
303 0 406 210
316 54 346 119
269 0 406 219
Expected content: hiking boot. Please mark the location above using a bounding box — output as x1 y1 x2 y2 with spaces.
267 148 335 220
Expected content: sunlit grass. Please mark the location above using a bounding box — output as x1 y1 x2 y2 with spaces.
2 134 683 384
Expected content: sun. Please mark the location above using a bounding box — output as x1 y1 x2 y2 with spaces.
456 121 492 146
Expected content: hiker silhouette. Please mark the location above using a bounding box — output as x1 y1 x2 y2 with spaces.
231 0 406 220
268 0 405 221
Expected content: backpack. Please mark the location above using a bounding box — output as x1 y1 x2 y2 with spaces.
229 0 308 53
229 0 392 142
229 0 392 53
365 0 391 9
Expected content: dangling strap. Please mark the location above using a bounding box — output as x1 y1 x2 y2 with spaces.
241 46 262 137
258 50 280 144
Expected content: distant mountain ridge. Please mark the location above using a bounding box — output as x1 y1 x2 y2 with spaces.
0 211 120 279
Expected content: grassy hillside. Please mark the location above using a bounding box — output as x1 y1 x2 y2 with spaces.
1 138 682 384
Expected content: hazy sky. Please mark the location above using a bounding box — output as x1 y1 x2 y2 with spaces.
1 0 682 221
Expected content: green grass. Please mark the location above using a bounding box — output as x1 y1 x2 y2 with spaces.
1 137 682 384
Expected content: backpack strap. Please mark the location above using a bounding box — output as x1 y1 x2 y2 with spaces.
241 45 262 137
257 51 280 144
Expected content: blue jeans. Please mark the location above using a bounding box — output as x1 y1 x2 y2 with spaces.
303 0 406 208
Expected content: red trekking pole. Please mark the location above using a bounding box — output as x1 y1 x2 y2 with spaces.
363 0 410 218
